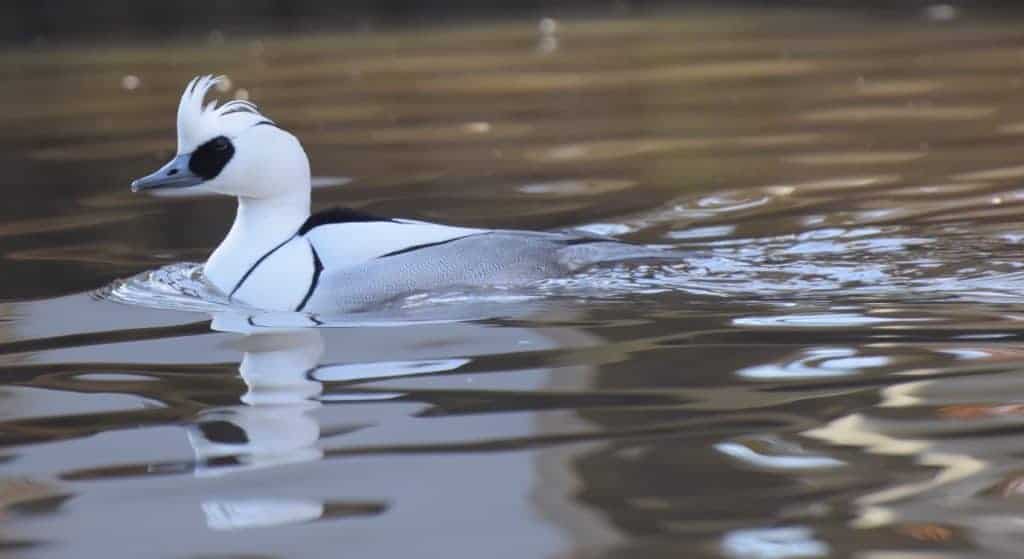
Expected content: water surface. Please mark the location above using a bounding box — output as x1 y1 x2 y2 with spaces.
5 7 1024 558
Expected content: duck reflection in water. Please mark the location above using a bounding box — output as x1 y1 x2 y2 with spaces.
192 316 325 477
192 314 395 530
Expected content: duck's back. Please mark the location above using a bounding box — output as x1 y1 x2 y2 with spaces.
300 208 486 266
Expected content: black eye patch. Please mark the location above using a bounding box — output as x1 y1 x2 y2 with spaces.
189 135 235 180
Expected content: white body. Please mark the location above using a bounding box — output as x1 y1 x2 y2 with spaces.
207 206 619 312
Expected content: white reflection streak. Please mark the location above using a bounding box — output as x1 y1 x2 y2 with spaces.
715 442 845 470
721 526 828 559
737 347 889 380
202 499 325 531
312 358 469 382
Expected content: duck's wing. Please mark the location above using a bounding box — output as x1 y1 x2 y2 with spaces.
299 207 487 268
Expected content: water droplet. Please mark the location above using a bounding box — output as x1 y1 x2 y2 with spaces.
538 17 558 35
120 75 141 91
462 122 491 134
925 4 958 22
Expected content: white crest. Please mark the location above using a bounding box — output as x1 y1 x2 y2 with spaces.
176 75 270 153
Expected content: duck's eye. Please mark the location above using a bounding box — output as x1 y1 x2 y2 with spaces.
189 135 235 180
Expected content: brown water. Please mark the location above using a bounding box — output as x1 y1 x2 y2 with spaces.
7 7 1024 558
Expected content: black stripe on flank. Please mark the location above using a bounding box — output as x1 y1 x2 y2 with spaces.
298 207 394 235
296 243 324 312
229 235 297 300
376 234 481 259
560 237 614 246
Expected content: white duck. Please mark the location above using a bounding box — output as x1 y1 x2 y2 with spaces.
131 75 636 312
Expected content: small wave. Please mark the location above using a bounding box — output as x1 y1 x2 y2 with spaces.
97 262 234 313
96 263 575 327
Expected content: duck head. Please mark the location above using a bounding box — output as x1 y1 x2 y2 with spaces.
131 75 310 200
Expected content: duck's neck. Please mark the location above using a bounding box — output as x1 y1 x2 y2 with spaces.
204 192 311 296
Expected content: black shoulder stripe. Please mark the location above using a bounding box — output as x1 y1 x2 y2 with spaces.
298 207 395 235
296 243 324 312
229 235 296 300
376 234 481 259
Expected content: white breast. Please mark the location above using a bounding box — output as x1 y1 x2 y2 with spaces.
232 237 316 311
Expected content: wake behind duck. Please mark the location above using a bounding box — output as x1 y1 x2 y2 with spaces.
129 75 668 313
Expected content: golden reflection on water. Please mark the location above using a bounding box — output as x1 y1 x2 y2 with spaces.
801 105 997 122
783 151 929 166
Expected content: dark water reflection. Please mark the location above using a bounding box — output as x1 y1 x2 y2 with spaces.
9 7 1024 558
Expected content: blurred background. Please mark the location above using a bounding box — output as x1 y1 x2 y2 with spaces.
1 0 1022 45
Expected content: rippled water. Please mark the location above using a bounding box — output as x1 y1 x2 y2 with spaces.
9 7 1024 557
